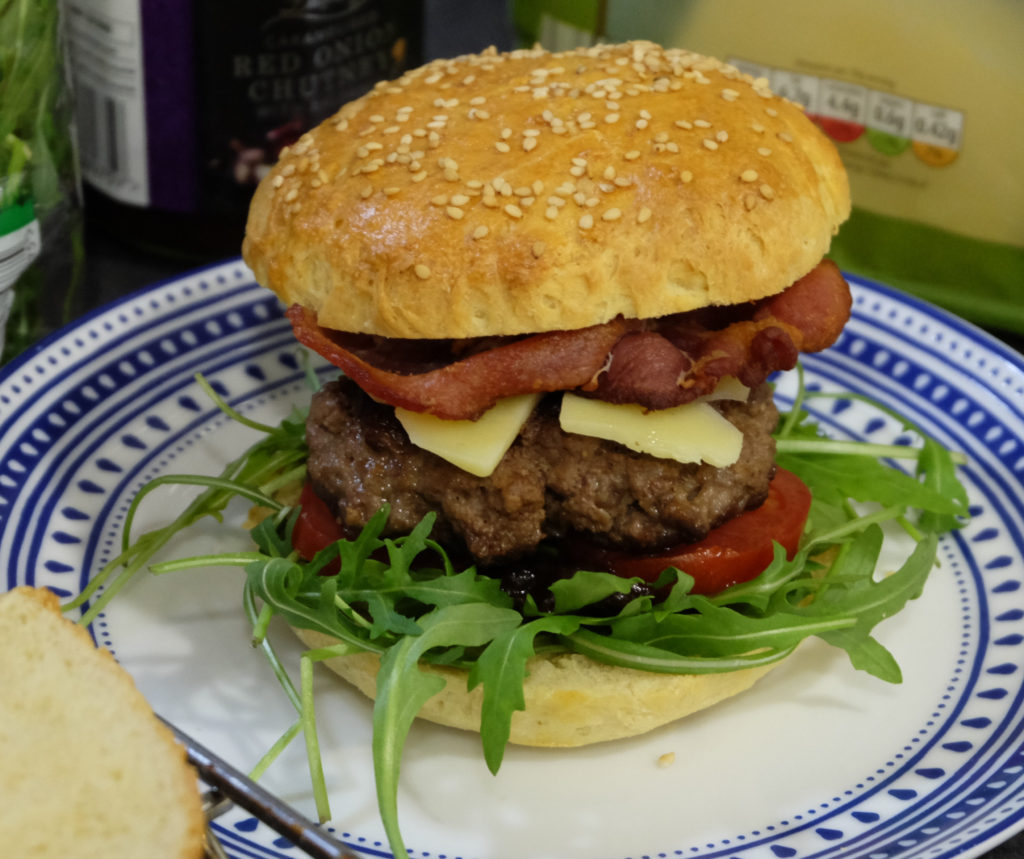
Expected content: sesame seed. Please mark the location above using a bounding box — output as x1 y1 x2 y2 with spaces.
495 141 511 153
674 119 693 129
778 131 794 143
716 130 729 142
694 119 712 128
637 207 652 224
414 264 431 279
605 113 620 123
451 194 470 206
680 170 693 183
569 165 586 177
741 169 759 183
504 203 523 219
284 188 298 202
579 213 594 229
703 139 719 150
635 118 649 130
472 225 489 239
744 194 758 211
532 241 546 257
523 137 538 152
722 88 739 101
281 164 296 177
411 170 428 182
545 206 559 220
272 175 284 188
757 147 773 156
765 107 779 117
759 183 775 199
602 208 622 221
383 186 401 196
360 185 373 198
446 206 465 219
624 150 640 161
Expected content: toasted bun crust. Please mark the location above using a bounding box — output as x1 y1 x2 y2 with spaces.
243 41 849 340
0 587 205 858
293 627 780 747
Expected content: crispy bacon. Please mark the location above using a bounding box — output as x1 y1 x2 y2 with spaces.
288 259 850 419
288 306 637 420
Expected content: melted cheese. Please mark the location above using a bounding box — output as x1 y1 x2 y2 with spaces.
558 394 743 467
394 378 748 476
394 393 542 477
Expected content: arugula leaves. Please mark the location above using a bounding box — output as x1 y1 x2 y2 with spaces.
79 369 969 859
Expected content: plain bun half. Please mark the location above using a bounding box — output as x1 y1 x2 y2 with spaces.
244 41 849 340
293 627 782 747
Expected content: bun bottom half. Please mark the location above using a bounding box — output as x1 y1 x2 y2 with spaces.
293 626 781 747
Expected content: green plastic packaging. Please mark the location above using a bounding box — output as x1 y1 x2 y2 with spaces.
1 0 84 363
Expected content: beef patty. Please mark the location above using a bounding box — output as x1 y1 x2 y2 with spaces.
306 378 779 563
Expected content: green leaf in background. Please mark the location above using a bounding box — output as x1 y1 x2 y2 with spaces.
0 0 73 211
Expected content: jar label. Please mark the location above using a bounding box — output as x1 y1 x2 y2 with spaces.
63 0 422 217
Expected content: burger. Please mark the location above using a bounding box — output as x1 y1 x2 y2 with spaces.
238 40 929 756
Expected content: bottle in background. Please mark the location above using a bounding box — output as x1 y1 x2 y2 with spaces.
64 0 423 261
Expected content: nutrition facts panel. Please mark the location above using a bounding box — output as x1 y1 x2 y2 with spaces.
730 58 964 166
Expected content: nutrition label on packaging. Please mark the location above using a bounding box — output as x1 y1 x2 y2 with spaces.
64 0 150 205
730 58 965 166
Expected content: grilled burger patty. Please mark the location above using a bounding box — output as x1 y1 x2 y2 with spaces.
306 378 779 563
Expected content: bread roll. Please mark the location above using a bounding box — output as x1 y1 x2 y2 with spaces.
294 627 781 747
243 41 849 340
0 587 205 858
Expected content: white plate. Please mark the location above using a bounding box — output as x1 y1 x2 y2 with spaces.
2 260 1024 859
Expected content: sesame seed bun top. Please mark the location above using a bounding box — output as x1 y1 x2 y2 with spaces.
243 41 850 340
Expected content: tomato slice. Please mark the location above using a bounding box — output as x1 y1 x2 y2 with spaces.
293 481 344 562
571 467 812 595
291 467 812 596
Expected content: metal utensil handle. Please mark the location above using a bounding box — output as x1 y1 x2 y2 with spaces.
160 717 356 859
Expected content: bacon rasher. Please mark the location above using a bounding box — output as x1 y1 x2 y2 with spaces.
288 260 851 420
